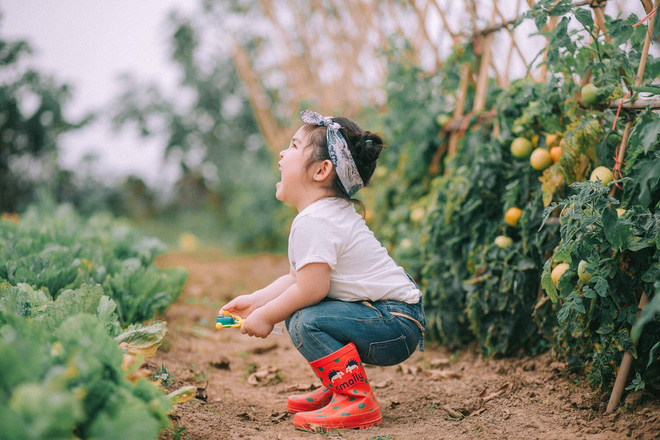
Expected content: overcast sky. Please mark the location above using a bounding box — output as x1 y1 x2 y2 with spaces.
2 0 196 186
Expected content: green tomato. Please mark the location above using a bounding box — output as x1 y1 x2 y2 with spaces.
511 137 533 159
494 235 512 248
436 114 451 126
578 260 593 283
581 84 600 106
590 166 613 185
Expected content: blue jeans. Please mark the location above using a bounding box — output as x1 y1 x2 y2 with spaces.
285 297 426 366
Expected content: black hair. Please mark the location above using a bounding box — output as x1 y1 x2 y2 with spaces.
302 117 384 207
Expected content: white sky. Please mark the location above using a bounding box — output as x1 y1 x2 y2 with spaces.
2 0 196 186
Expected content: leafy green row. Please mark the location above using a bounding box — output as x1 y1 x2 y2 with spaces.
0 204 188 324
0 207 188 439
0 283 174 440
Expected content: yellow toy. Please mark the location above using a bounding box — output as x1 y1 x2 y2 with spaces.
216 310 284 334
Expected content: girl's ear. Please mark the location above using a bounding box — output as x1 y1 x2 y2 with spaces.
313 159 334 183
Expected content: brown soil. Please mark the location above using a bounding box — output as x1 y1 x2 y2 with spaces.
154 250 660 440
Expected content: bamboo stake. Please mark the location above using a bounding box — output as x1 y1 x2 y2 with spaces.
605 0 659 415
385 1 420 65
488 0 504 87
481 0 591 37
474 5 497 111
474 33 494 112
260 0 316 103
592 5 611 43
639 0 660 43
641 0 653 13
447 63 471 157
430 0 461 44
345 0 388 88
231 42 289 155
492 0 530 73
537 6 560 82
607 96 660 109
408 0 441 70
444 109 497 132
609 0 658 199
605 293 650 414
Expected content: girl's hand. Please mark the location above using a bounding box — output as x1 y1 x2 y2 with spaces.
220 294 257 319
240 308 275 338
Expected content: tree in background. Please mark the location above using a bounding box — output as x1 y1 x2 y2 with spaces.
0 27 88 213
111 11 288 251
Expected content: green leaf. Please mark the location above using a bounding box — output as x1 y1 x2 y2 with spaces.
115 321 167 357
593 276 609 298
602 207 632 250
42 284 105 330
596 321 614 335
87 394 161 440
516 258 536 270
629 112 660 154
548 0 573 16
632 85 660 96
642 261 660 283
632 293 660 341
610 15 636 47
541 260 558 303
648 342 660 369
571 295 586 314
574 8 593 31
635 158 660 208
535 10 548 31
9 383 84 439
583 286 597 299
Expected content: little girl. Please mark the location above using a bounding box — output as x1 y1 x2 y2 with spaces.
221 110 425 431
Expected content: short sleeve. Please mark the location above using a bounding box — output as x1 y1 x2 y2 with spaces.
289 215 342 272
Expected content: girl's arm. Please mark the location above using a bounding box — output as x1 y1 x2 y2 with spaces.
240 262 331 338
220 265 297 318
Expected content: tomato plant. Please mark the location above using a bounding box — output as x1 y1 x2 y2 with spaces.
370 3 660 390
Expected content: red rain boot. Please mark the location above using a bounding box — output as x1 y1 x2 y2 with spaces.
286 386 333 413
293 343 381 431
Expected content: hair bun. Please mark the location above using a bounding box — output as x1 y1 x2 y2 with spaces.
357 132 383 162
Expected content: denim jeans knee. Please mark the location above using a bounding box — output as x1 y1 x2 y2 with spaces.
285 298 424 366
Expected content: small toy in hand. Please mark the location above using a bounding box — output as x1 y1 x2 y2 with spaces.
216 310 284 334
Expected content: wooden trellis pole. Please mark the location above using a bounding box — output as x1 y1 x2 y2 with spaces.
447 63 471 157
493 0 529 85
605 0 658 415
231 42 290 154
430 0 461 44
474 34 494 112
537 1 560 82
607 96 660 109
231 0 635 159
409 0 443 71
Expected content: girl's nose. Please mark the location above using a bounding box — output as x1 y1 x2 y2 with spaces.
279 149 285 158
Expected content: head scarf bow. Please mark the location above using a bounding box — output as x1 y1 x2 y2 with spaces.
300 110 364 197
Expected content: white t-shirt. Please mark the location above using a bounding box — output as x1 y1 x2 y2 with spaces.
288 197 422 304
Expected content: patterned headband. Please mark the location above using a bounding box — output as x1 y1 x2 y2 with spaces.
300 110 364 197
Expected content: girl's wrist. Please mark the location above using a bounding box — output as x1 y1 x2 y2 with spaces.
253 305 278 326
250 290 266 306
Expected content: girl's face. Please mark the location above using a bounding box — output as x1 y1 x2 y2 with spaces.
276 125 314 206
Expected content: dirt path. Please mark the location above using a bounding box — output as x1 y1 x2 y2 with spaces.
154 251 659 440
